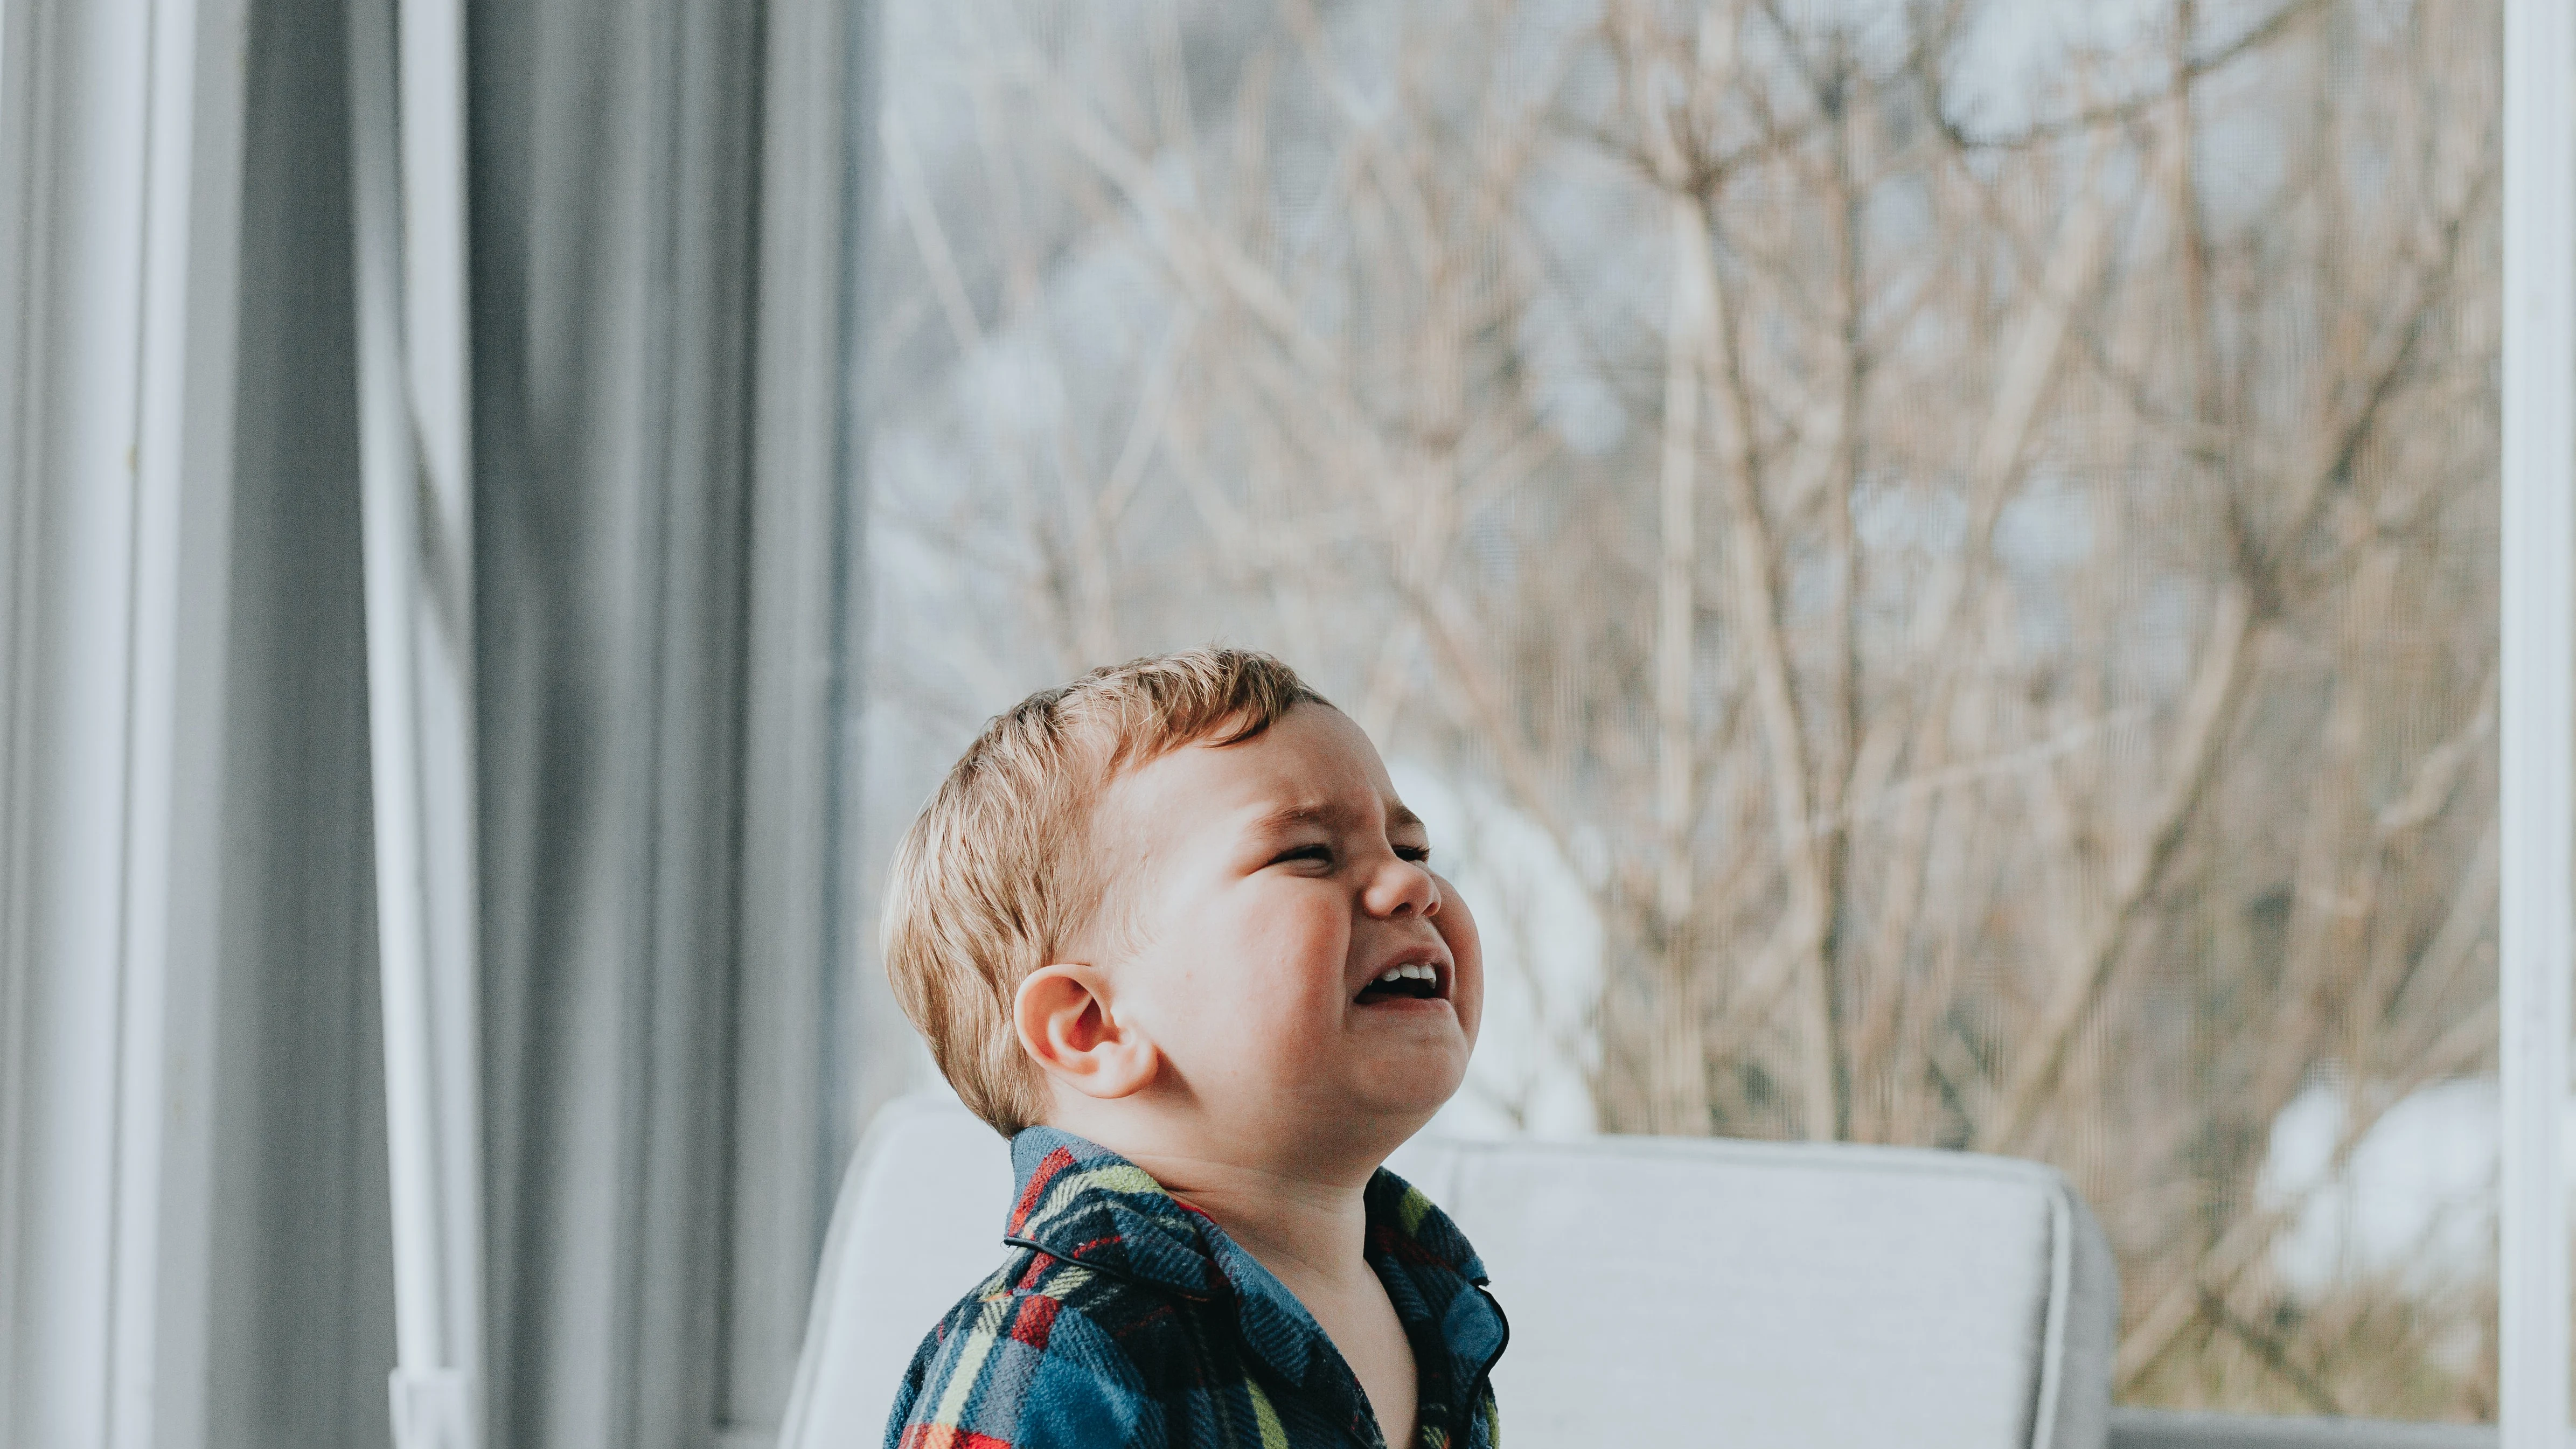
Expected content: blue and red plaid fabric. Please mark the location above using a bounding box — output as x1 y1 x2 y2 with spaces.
883 1126 1508 1449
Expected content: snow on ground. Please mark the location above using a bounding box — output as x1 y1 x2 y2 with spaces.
2261 1076 2573 1293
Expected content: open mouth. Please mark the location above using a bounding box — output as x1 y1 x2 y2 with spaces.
1353 960 1444 1005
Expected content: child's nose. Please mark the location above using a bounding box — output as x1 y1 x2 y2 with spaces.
1366 855 1440 918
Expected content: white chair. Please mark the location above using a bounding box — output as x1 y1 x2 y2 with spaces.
779 1093 2119 1449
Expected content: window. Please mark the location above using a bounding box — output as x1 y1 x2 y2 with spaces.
857 0 2516 1422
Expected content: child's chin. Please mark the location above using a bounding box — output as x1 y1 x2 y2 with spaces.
1349 1058 1469 1120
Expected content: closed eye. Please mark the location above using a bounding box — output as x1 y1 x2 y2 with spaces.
1395 844 1431 863
1269 842 1332 867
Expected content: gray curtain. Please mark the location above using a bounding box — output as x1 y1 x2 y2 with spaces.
199 0 870 1442
471 0 795 1441
466 0 872 1439
210 0 399 1441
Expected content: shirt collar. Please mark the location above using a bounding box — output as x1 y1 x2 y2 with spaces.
1002 1126 1488 1293
1002 1127 1506 1420
1002 1127 1228 1299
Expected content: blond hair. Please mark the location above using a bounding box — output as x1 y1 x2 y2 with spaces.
882 648 1331 1135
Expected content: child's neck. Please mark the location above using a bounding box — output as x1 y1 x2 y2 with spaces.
1049 1099 1387 1293
1042 1094 1418 1294
1128 1147 1374 1294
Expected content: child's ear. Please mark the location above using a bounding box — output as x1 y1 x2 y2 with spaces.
1013 964 1159 1099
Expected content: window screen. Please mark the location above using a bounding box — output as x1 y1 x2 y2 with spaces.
856 0 2503 1419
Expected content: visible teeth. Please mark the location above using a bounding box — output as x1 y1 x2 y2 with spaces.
1374 962 1437 985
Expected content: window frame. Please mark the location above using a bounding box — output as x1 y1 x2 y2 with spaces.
2497 0 2571 1444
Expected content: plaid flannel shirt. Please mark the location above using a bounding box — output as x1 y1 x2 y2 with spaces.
884 1127 1509 1449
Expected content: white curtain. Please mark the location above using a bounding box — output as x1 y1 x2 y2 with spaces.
0 0 875 1443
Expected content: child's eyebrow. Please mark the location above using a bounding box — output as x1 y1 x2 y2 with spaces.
1247 800 1426 835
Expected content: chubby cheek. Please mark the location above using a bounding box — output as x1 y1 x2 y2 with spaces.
1236 879 1354 991
1432 872 1484 1049
1161 888 1348 1069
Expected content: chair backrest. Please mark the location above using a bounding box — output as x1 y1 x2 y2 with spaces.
778 1093 2118 1449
